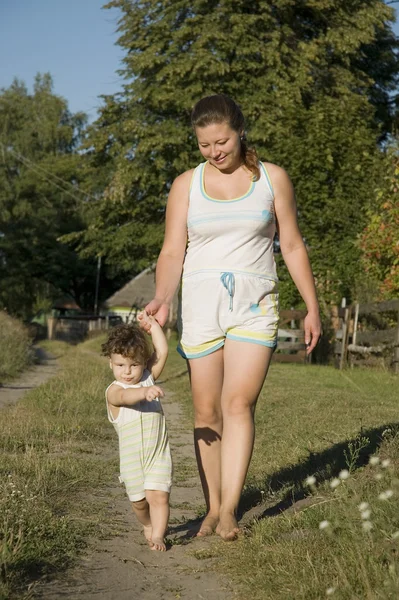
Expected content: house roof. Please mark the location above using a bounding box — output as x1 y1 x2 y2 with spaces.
104 267 157 309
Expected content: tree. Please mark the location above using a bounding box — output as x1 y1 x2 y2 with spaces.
76 0 399 306
0 75 102 318
358 152 399 300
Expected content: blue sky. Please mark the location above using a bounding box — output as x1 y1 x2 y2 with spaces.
0 1 398 124
0 0 123 122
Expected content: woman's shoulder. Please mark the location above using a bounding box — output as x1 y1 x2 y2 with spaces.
262 161 290 181
168 167 198 199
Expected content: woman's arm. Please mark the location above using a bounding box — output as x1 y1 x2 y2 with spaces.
145 170 192 326
266 162 321 353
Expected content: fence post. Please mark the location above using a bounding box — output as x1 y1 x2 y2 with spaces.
394 310 399 375
339 306 350 370
47 317 56 340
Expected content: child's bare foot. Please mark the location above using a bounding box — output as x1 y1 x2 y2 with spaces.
151 536 166 551
196 514 219 537
216 513 240 541
142 524 153 548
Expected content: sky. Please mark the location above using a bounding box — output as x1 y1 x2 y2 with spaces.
0 1 398 124
0 0 123 122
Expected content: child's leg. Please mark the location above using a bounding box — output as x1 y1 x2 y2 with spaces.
131 498 153 547
145 490 170 551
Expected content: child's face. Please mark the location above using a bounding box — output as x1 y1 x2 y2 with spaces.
109 353 145 385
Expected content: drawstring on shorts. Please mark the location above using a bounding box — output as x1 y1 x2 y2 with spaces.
220 272 235 312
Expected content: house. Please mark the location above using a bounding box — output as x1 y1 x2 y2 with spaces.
102 267 179 324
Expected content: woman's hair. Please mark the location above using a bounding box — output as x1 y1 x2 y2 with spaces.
191 94 260 181
101 323 152 364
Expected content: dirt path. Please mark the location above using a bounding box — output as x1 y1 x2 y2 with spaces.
22 363 233 599
0 347 59 409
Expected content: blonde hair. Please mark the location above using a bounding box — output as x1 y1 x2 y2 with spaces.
191 94 260 181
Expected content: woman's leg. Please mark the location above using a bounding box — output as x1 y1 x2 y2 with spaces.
188 348 224 535
217 340 273 540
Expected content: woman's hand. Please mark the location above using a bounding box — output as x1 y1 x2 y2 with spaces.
144 299 170 327
304 311 322 355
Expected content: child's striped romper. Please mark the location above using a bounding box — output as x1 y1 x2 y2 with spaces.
106 370 172 501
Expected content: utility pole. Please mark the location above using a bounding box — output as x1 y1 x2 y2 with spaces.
94 256 102 315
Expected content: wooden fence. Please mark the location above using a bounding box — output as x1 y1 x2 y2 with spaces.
335 299 399 373
47 316 113 343
273 309 309 364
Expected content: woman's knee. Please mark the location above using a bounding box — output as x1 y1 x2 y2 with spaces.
222 395 255 418
193 403 222 427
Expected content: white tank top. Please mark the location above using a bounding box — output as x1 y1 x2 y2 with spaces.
183 161 277 281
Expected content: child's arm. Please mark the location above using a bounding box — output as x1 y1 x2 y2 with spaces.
138 311 168 380
107 383 164 407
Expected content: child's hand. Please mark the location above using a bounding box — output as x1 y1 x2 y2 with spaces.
137 310 155 333
144 385 164 402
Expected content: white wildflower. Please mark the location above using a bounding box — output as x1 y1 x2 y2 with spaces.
339 469 350 480
330 478 340 489
375 473 383 481
369 456 380 466
358 502 369 511
319 520 330 530
362 521 373 532
361 509 371 520
385 489 394 499
382 459 391 468
326 587 336 596
305 475 316 486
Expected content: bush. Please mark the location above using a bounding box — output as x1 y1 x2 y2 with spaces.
0 312 33 383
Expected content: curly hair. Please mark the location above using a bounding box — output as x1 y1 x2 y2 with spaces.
101 323 152 364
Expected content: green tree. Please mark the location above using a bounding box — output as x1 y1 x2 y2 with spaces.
358 153 399 300
0 74 101 318
76 0 399 306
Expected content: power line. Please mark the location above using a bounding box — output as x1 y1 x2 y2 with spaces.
0 141 99 204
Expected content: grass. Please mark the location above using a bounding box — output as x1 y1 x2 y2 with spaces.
0 312 34 383
215 362 399 599
163 334 399 598
3 328 398 599
0 341 117 600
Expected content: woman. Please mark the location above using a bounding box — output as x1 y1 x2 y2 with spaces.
145 94 321 541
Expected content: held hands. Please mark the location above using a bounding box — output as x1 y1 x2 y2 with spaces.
144 385 164 402
137 310 155 334
304 311 322 355
144 298 170 327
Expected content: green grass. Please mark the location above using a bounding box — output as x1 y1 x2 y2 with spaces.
3 330 398 599
165 335 399 598
0 312 33 383
0 342 117 600
218 363 399 599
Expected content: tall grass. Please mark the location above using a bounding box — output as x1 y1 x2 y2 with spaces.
0 343 116 600
0 312 33 383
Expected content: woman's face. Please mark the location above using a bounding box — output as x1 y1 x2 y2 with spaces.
195 121 242 172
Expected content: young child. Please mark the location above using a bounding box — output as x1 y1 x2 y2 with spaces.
101 312 172 551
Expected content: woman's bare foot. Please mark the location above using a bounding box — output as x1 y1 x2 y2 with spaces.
196 513 219 537
216 513 240 541
142 524 153 548
151 536 166 551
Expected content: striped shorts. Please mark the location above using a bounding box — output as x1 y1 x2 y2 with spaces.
178 271 279 359
118 408 172 502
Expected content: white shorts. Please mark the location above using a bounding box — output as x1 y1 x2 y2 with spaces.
178 271 279 359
